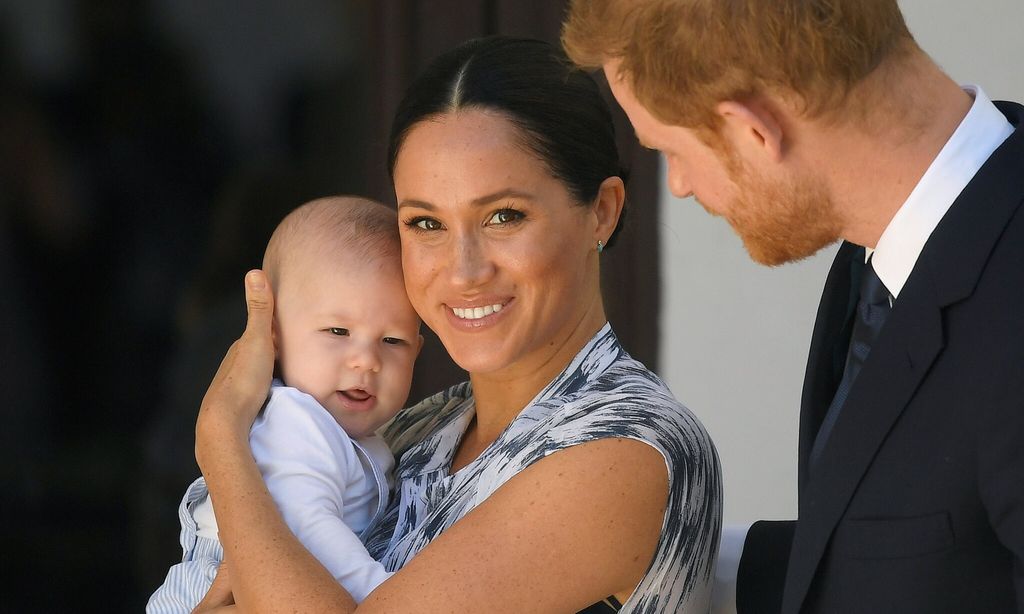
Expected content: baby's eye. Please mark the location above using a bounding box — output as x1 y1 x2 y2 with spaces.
486 208 524 226
327 327 349 336
382 337 405 345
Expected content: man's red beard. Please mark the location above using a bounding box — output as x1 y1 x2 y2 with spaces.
712 154 842 266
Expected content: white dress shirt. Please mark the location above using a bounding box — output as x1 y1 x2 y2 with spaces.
870 86 1014 294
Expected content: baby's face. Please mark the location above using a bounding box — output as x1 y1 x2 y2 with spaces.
274 255 422 439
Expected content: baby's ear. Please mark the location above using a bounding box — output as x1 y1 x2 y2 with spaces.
270 320 283 381
415 334 425 357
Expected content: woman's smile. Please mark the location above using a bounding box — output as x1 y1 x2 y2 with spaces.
444 297 513 329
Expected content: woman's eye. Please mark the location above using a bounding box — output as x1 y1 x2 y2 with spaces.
408 217 443 231
327 327 349 336
486 208 524 226
382 337 404 345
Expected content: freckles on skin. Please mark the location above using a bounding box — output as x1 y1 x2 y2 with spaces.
393 110 603 377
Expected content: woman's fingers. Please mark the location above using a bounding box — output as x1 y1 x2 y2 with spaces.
234 269 276 390
243 269 274 343
191 563 234 613
196 271 277 462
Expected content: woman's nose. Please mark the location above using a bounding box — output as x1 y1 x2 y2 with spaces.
448 233 495 289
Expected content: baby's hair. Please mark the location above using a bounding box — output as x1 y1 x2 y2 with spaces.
263 196 400 290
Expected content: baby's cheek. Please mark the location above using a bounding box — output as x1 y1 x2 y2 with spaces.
393 357 417 405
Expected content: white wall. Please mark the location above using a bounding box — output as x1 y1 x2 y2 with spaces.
657 0 1024 524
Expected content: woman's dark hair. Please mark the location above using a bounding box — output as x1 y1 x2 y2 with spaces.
387 36 628 248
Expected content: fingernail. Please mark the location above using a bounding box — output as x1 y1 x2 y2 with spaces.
246 270 265 290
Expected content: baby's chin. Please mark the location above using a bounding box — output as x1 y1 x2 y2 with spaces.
331 409 402 440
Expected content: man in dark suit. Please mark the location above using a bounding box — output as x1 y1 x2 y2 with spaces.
565 1 1023 612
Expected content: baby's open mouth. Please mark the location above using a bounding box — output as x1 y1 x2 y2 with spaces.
340 389 372 401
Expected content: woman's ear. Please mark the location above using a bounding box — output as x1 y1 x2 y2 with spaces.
716 99 785 163
593 176 626 247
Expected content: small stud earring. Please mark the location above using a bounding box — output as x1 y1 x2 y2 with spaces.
597 240 604 254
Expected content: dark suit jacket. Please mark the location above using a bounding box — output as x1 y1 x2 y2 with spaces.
737 101 1024 613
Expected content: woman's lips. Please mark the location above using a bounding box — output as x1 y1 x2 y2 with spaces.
444 298 512 330
336 389 377 411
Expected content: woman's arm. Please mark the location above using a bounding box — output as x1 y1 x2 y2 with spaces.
197 271 670 613
358 437 668 613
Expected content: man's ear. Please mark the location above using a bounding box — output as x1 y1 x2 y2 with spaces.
716 99 784 163
593 176 626 247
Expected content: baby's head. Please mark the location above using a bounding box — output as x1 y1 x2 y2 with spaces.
263 196 422 439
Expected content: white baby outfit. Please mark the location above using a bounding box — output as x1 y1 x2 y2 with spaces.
147 381 394 613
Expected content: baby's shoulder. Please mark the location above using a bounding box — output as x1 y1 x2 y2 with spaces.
251 384 358 458
259 384 339 427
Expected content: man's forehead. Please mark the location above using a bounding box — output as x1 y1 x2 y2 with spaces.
599 65 655 133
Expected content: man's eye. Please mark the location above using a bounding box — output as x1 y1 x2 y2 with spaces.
327 327 349 336
382 337 404 345
486 208 524 226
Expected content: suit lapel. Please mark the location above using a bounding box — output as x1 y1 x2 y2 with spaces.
782 101 1024 614
783 280 945 613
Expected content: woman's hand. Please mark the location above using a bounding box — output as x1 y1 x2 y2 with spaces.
196 270 276 470
192 561 235 613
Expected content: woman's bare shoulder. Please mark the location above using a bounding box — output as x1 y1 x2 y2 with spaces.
360 437 667 613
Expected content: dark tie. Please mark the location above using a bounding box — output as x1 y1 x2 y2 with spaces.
809 256 892 468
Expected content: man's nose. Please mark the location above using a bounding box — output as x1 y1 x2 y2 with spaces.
666 157 694 199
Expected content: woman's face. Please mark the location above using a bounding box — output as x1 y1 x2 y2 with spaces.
393 109 602 376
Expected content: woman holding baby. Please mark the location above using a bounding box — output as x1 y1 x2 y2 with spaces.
194 37 721 613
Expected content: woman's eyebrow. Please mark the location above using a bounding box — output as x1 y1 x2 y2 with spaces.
397 199 435 211
470 188 535 206
398 189 537 212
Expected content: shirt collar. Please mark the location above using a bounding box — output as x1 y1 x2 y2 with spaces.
869 86 1014 297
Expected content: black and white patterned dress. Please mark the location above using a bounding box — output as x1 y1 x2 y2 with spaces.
364 324 722 613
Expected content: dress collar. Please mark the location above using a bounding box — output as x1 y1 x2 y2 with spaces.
395 323 621 478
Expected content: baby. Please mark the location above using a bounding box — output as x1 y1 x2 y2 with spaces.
148 196 422 612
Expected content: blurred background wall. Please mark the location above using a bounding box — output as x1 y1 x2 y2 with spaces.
1 0 1021 610
0 1 659 609
658 0 1024 525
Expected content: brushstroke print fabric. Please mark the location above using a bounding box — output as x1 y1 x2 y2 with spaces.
364 324 722 612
